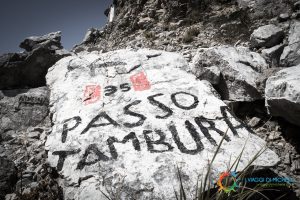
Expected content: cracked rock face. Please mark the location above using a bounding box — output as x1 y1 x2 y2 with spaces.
280 20 300 67
265 64 300 126
46 49 278 200
0 87 49 135
191 46 268 102
0 32 71 90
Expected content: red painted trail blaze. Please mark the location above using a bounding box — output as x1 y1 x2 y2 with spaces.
83 85 101 105
130 72 151 91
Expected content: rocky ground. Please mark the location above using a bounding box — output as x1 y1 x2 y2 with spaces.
1 0 300 199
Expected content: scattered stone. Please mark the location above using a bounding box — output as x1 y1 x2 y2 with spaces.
248 117 261 128
280 20 300 67
278 13 290 22
284 153 291 165
265 65 300 125
191 46 268 102
261 44 284 67
27 132 40 140
268 131 281 141
250 24 284 49
45 49 278 200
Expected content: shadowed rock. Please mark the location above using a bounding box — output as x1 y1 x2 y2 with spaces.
0 157 17 199
250 24 284 49
280 20 300 67
0 32 71 90
265 64 300 125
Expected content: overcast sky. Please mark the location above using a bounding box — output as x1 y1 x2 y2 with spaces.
0 0 112 54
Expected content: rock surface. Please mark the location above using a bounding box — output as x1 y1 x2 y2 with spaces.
237 0 294 19
191 46 268 102
46 49 278 200
0 87 49 135
265 64 300 125
0 157 17 200
250 24 284 48
261 44 284 67
280 20 300 67
0 32 71 90
19 31 62 52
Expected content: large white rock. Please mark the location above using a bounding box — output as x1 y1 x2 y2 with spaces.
265 64 300 125
46 49 278 200
191 46 268 102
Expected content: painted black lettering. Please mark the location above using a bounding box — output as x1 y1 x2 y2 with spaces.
76 144 109 170
148 93 173 119
37 97 43 104
62 116 82 143
53 149 80 171
220 106 248 136
194 117 217 146
81 112 119 135
123 100 146 128
143 130 174 153
120 83 131 92
28 96 34 102
104 86 117 96
168 121 204 155
107 132 141 159
171 92 199 110
19 96 25 102
195 117 231 146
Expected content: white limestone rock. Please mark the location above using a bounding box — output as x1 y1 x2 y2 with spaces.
46 49 278 200
191 46 268 102
265 64 300 125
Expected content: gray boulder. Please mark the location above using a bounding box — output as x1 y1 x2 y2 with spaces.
278 13 290 22
0 87 49 135
280 20 300 67
261 44 284 67
0 32 71 89
0 157 17 199
250 24 284 48
19 31 62 52
265 64 300 125
191 46 269 102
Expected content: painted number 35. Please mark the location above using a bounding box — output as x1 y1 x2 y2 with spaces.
104 83 131 96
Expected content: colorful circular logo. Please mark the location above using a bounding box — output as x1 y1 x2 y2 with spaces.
217 171 239 194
